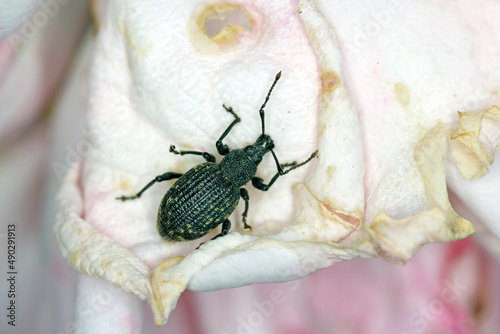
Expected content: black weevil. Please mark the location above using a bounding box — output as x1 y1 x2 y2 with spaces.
117 72 317 243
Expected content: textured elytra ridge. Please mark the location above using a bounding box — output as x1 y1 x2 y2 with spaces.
53 0 500 327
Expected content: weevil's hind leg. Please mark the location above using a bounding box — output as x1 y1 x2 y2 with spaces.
216 105 241 156
211 219 231 240
195 219 231 250
252 150 318 192
169 145 216 162
240 188 252 230
116 172 183 201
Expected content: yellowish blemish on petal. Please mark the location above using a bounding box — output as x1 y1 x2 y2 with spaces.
326 165 336 182
118 20 151 56
394 82 410 107
118 179 132 190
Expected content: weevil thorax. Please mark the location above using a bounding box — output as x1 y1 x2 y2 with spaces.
219 134 274 188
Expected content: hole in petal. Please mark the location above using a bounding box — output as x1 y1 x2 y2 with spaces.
205 7 251 38
191 3 254 51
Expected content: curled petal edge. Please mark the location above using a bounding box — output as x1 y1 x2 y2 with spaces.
449 105 500 180
54 160 155 304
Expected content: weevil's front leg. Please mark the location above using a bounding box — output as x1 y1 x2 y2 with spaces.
216 105 241 156
240 188 252 230
169 145 216 162
116 172 183 201
252 150 318 191
251 173 280 192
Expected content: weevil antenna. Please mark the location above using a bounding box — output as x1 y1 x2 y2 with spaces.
259 71 282 134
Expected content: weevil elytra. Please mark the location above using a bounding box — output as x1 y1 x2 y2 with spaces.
116 72 317 243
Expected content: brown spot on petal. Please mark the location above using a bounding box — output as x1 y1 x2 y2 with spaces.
472 294 486 322
320 71 341 94
90 0 100 34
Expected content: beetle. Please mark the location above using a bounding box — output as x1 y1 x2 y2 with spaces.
116 71 317 243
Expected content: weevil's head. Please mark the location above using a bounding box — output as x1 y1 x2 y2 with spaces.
243 134 274 166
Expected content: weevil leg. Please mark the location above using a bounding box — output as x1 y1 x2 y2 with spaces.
216 105 241 156
251 150 318 191
196 218 233 250
211 219 231 240
169 145 216 162
251 173 280 192
116 172 183 201
240 188 252 230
